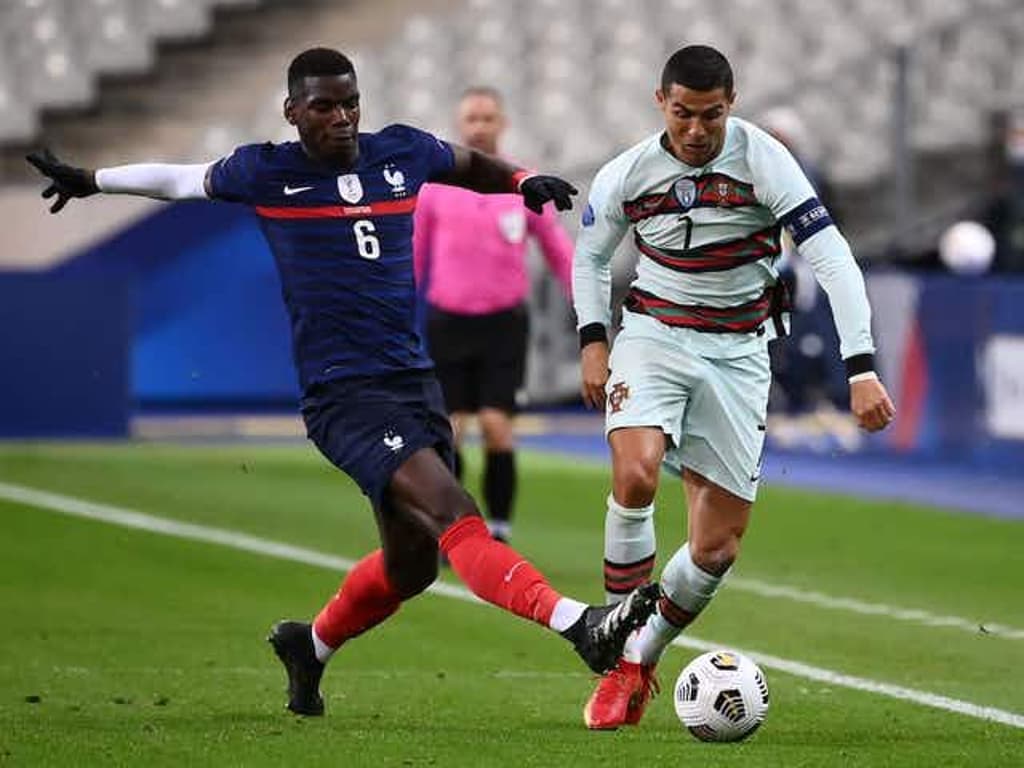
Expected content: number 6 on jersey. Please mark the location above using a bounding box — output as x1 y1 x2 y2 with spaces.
353 219 380 260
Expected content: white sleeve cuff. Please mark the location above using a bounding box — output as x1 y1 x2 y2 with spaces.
848 371 879 384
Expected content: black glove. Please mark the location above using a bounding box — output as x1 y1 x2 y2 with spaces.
519 174 578 214
25 149 99 213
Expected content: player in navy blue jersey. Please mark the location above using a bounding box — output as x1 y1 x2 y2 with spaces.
27 47 658 717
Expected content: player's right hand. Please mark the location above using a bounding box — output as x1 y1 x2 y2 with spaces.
25 149 99 213
580 341 610 410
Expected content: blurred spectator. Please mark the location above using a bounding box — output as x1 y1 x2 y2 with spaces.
414 86 574 543
995 108 1024 271
760 108 850 429
973 107 1024 272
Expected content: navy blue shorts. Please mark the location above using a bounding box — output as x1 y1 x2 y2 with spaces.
300 370 455 508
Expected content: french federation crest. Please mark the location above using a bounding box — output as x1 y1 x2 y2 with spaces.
498 209 526 243
383 165 407 196
672 177 697 211
337 174 363 204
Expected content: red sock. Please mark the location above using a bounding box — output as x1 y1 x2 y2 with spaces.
439 515 562 627
313 549 402 649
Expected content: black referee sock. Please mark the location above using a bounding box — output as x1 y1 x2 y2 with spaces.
484 451 516 539
453 448 464 483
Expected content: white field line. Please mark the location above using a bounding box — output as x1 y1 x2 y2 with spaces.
1 479 1022 730
667 635 1024 729
2 478 1018 642
727 577 1024 640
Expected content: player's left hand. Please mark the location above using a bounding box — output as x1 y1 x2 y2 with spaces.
850 376 896 432
519 175 577 213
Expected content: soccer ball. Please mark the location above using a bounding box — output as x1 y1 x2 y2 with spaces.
673 650 769 742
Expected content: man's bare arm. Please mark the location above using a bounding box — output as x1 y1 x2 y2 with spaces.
433 144 577 213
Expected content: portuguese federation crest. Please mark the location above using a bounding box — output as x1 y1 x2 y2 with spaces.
608 381 630 414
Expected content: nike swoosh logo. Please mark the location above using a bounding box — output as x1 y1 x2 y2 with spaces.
283 185 314 196
504 561 527 583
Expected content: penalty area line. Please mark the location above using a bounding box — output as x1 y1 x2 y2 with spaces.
1 479 1022 730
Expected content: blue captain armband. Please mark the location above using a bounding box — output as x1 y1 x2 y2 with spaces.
780 197 834 246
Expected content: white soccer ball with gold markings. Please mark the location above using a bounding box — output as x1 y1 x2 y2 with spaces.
673 650 769 742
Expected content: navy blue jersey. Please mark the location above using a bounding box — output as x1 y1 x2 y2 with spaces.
208 124 455 390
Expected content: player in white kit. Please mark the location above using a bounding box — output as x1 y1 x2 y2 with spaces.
574 45 896 729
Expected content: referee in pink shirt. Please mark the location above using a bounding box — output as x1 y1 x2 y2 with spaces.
414 86 574 543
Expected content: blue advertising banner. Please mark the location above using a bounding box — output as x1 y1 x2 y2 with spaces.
0 274 132 436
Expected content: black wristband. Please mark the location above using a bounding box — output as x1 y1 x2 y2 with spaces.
579 323 608 349
844 353 876 378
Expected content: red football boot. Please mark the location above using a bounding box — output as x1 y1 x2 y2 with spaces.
583 658 659 730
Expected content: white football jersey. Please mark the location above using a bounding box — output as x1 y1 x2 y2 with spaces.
574 116 874 360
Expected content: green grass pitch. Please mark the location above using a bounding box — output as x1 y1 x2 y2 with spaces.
1 442 1022 766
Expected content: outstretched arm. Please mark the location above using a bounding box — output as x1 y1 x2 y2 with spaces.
433 144 577 214
26 149 211 213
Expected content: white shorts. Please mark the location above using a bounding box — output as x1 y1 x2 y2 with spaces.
605 311 771 501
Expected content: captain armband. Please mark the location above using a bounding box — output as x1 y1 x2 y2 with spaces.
780 197 834 246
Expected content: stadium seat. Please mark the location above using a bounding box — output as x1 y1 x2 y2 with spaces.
2 0 1021 193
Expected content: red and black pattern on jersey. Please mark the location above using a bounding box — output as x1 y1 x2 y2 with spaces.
624 285 781 333
622 173 757 223
634 224 781 273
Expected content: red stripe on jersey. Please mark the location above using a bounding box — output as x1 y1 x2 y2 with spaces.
622 174 757 222
624 286 779 333
634 226 781 273
255 196 418 219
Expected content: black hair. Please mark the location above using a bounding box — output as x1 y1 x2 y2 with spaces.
661 45 733 96
287 47 355 97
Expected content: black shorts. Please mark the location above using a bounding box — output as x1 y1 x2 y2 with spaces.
300 370 454 508
426 304 529 414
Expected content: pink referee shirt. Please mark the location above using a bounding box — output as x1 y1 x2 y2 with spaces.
413 182 574 315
